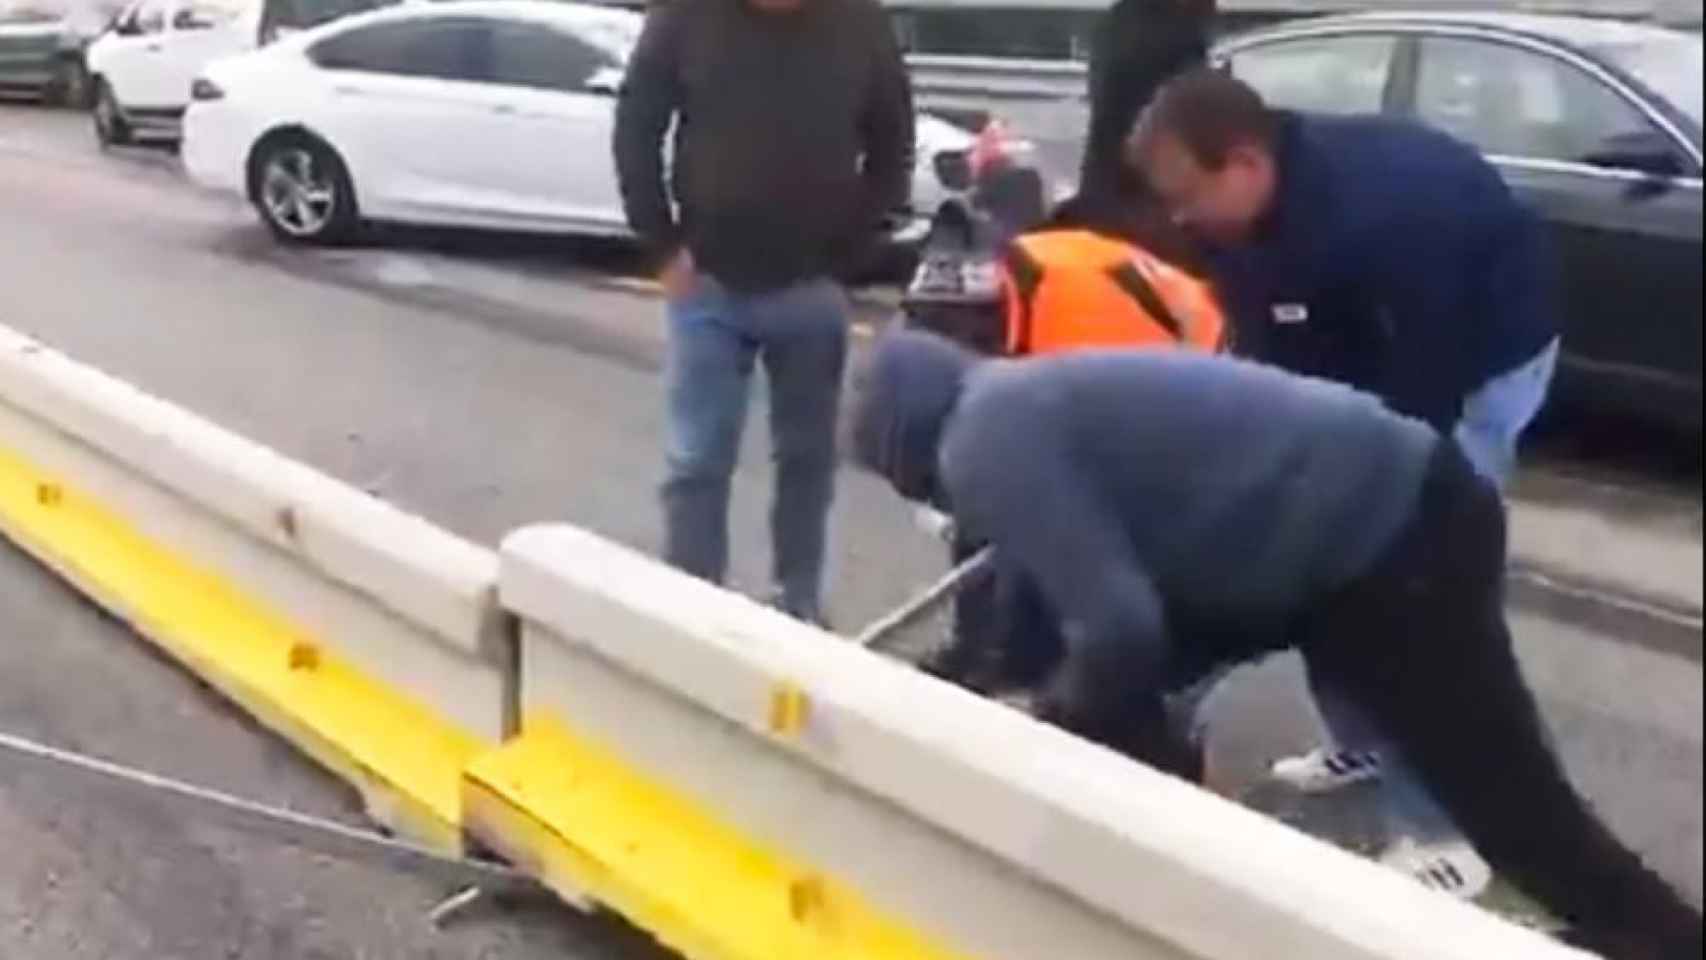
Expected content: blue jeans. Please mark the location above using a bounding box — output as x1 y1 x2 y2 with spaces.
661 276 849 622
1310 338 1560 846
1454 338 1561 489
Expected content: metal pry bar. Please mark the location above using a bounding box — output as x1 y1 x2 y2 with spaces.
853 545 996 653
0 729 537 896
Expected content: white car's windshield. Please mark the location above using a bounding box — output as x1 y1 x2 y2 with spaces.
1593 33 1704 130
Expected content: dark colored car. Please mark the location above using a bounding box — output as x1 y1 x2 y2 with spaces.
0 0 118 105
1214 13 1704 430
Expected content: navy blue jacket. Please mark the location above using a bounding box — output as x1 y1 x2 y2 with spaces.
852 331 1438 710
1208 113 1557 432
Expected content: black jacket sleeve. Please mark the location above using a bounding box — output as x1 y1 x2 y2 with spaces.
1363 196 1541 432
613 4 685 262
858 11 916 225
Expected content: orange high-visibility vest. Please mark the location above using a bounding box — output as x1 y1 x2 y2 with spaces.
1001 229 1226 356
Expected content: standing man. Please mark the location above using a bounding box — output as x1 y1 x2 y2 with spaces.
615 0 915 624
1131 68 1562 895
1080 0 1218 203
1074 0 1216 265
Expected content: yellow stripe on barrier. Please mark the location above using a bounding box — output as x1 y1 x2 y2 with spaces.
464 713 974 960
0 441 482 852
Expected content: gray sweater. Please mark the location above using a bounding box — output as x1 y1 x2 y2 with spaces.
613 0 915 292
853 333 1439 683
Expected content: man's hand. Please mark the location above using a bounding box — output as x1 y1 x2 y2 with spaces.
660 248 697 301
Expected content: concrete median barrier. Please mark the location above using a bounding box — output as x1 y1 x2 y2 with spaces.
0 323 507 852
0 322 1611 958
468 523 1590 960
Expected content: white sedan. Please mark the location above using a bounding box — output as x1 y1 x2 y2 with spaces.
183 0 982 247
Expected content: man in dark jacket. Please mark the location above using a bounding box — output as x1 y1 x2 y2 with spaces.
851 330 1699 960
614 0 914 623
1131 69 1563 888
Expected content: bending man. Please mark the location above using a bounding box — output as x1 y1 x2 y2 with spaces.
851 330 1698 960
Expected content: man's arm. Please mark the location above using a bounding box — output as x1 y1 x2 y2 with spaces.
858 10 916 225
612 5 684 265
1365 143 1558 432
949 441 1169 723
1365 195 1530 432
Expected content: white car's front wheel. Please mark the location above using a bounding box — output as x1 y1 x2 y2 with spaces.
249 134 359 246
92 80 132 147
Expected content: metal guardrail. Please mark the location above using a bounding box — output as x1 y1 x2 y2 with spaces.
907 53 1087 103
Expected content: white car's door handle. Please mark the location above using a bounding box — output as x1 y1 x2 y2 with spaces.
492 104 518 116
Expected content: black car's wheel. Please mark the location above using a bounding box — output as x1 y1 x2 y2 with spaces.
51 56 92 110
92 80 132 146
249 134 359 245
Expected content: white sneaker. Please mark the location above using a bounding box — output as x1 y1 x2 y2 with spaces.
1270 748 1384 793
1382 837 1494 901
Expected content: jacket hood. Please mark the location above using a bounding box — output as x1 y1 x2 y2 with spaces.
852 330 977 505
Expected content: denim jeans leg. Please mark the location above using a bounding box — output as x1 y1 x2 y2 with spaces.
754 279 849 622
1454 337 1561 489
661 284 756 588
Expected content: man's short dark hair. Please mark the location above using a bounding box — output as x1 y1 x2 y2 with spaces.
1131 67 1280 171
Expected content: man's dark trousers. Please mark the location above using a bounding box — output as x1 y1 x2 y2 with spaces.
1298 442 1695 951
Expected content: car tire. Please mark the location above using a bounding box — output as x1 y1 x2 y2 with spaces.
51 56 92 110
92 80 132 147
248 133 359 246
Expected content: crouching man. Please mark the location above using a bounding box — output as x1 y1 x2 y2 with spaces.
850 330 1700 960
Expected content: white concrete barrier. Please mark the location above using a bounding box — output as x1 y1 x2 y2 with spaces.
469 523 1592 960
0 325 1608 957
0 324 505 850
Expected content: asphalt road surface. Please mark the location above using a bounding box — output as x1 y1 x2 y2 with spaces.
0 105 1700 959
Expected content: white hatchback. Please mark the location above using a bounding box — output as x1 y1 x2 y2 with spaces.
183 0 982 248
85 0 405 144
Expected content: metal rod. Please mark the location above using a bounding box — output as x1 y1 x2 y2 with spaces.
0 729 535 893
854 545 996 652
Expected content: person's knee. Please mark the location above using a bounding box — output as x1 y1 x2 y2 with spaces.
665 415 744 486
770 395 840 472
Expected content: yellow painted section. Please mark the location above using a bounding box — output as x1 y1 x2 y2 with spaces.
465 713 976 960
0 440 482 851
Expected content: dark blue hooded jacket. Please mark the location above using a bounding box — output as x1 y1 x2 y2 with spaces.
852 330 1438 702
1209 113 1558 432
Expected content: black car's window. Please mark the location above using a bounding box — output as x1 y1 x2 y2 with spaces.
485 21 612 92
308 18 487 82
1415 36 1685 175
1226 35 1398 116
1591 34 1704 131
